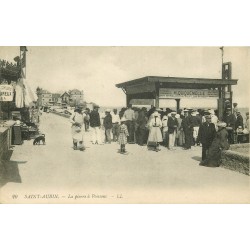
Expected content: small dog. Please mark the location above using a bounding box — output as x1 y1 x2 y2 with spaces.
33 134 46 145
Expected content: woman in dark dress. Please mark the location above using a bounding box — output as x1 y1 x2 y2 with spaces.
204 122 230 167
136 109 148 146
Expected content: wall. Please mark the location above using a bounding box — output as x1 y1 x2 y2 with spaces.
0 127 12 160
221 143 249 175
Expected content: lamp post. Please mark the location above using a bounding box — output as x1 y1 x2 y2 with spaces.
218 46 225 121
220 46 224 77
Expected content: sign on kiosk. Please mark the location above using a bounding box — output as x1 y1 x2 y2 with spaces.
159 88 219 99
0 85 14 101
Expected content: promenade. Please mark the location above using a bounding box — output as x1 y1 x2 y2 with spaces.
0 112 249 204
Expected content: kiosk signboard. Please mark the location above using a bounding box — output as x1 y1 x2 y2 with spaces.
159 88 219 99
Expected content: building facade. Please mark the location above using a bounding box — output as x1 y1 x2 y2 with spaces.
68 89 84 105
52 93 61 105
36 89 52 107
36 89 84 107
60 92 70 104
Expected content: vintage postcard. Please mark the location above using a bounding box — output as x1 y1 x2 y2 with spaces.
0 46 249 204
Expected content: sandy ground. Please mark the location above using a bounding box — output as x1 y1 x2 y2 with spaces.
0 112 249 204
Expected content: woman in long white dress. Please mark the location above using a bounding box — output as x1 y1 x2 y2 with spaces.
69 107 86 151
147 109 163 152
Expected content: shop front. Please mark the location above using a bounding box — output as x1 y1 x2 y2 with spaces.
0 47 38 161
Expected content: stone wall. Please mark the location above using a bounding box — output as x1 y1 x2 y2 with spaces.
221 143 249 176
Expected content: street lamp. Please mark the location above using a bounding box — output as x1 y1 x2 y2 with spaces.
220 46 224 76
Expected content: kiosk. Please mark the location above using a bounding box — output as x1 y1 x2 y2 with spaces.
116 76 238 120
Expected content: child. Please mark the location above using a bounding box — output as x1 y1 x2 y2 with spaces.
118 117 129 154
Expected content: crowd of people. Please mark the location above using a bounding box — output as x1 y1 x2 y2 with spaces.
69 103 249 167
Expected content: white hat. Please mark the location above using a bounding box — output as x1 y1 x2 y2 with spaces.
155 108 162 112
121 117 127 122
217 121 227 127
176 114 180 119
171 111 177 115
105 109 111 112
153 111 160 116
209 109 215 115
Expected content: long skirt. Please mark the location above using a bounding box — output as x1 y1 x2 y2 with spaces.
137 128 147 145
71 125 85 142
177 130 185 146
205 139 221 167
148 127 163 143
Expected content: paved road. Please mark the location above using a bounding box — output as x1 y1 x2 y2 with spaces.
1 112 249 203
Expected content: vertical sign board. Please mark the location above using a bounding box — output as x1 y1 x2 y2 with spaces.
0 85 14 101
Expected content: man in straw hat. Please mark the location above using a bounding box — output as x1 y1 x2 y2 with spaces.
190 109 202 146
89 104 102 144
123 104 135 143
103 109 112 144
181 109 193 150
197 114 216 165
111 108 120 142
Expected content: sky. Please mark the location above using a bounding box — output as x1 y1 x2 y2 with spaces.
0 46 249 108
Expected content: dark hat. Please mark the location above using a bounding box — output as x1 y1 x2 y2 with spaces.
93 104 100 108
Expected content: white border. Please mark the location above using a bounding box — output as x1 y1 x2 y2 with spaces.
0 1 249 249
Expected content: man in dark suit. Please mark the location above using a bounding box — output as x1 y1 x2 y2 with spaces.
182 109 193 150
197 115 216 165
89 105 102 144
224 108 236 144
235 111 244 130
